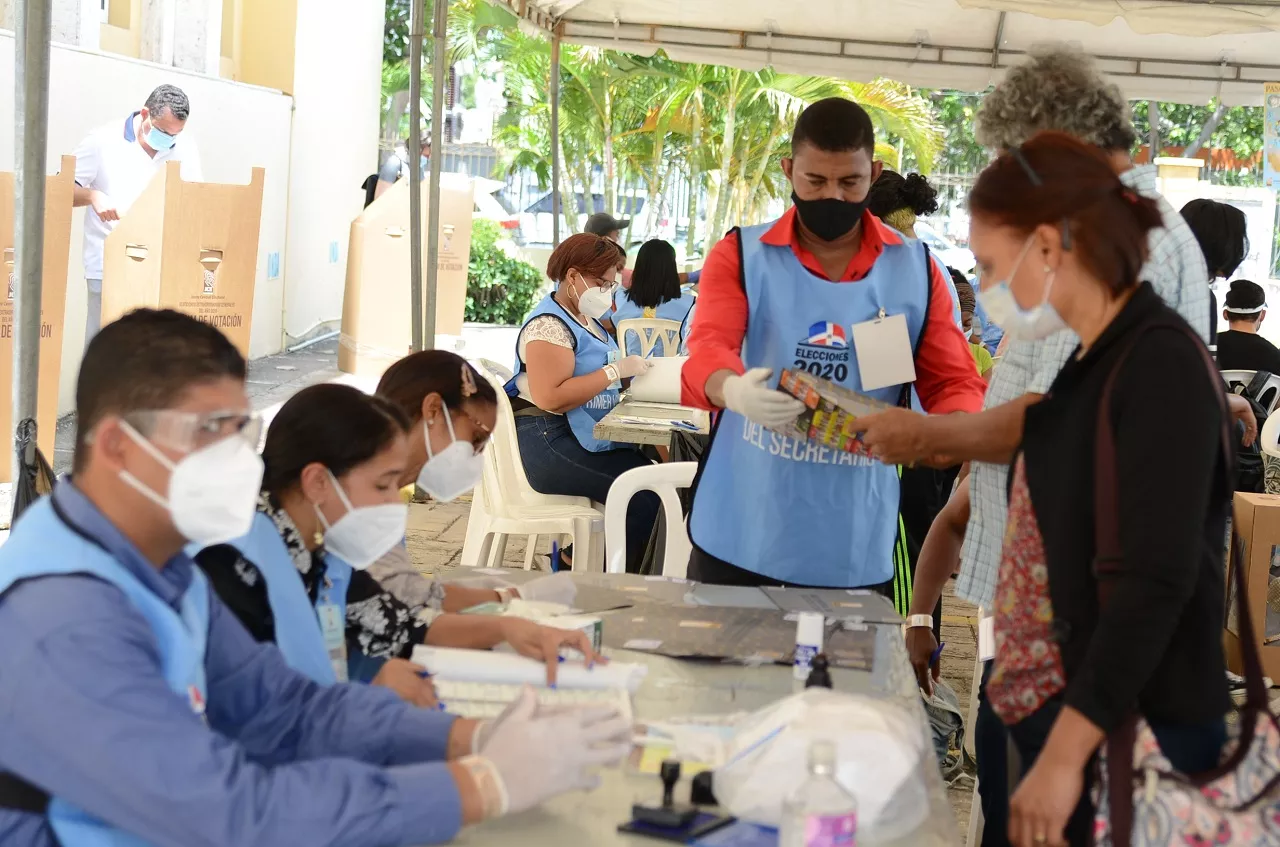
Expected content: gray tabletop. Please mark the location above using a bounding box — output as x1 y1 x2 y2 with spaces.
434 570 959 846
592 398 711 446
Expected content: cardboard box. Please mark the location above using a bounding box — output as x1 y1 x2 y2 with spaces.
0 156 75 484
1224 492 1280 677
338 173 473 379
102 162 265 356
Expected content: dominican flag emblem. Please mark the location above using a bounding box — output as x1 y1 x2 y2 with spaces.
804 321 848 348
188 685 207 720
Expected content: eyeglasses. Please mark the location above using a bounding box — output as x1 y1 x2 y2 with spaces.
124 409 263 453
454 406 492 455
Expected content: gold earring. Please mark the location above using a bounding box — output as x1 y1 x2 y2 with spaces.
313 529 324 546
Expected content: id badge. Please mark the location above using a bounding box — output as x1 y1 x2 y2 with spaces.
606 349 622 390
317 600 349 683
850 311 917 391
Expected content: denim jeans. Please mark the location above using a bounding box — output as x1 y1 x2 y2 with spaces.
514 414 659 572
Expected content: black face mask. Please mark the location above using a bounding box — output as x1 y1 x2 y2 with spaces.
791 192 868 242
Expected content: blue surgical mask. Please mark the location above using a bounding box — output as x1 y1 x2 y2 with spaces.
976 236 1067 342
146 123 177 151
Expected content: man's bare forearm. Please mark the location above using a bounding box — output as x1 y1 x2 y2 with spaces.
924 393 1041 465
705 368 736 409
73 184 92 207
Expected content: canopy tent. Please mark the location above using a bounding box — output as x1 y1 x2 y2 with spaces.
496 0 1280 106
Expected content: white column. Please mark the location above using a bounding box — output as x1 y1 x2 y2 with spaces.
138 0 176 65
172 0 221 74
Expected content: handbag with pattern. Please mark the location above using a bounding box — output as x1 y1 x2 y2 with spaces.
1091 324 1280 847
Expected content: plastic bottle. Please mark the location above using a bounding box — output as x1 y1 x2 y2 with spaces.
779 740 858 847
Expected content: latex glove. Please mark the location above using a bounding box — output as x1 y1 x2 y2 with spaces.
722 368 805 428
515 572 577 606
615 355 651 379
477 686 632 815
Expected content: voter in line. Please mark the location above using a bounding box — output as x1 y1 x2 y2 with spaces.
679 97 986 595
72 84 202 348
375 133 431 201
196 381 601 702
1180 198 1249 345
0 308 631 846
854 49 1214 843
612 238 697 357
972 133 1227 847
506 233 658 571
369 349 579 606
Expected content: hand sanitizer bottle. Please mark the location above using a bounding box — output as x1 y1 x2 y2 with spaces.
779 740 858 847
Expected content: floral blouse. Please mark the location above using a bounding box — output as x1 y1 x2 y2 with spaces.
195 494 429 661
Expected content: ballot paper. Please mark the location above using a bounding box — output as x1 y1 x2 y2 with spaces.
767 369 893 455
411 645 648 692
628 356 687 403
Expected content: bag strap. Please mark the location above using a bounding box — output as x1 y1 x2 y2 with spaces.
1093 322 1259 847
1246 370 1274 402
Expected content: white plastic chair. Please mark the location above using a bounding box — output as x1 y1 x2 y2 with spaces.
616 318 683 358
1222 369 1280 415
459 367 605 570
604 463 697 577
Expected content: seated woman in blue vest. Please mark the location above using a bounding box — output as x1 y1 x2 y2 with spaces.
506 233 659 572
368 349 579 610
612 239 697 358
197 383 601 706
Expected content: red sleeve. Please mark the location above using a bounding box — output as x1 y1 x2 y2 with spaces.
680 233 748 408
914 261 988 414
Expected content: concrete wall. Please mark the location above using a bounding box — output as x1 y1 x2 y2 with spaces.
280 0 383 343
0 32 292 414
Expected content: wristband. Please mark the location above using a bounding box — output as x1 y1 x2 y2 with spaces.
907 614 934 629
603 364 620 382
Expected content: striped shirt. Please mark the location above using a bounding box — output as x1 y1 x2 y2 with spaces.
955 164 1211 611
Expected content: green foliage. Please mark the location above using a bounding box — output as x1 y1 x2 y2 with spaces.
466 219 546 325
1132 100 1265 185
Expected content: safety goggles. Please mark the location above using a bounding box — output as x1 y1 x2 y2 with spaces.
123 409 263 453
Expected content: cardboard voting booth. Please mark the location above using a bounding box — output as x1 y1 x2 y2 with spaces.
102 162 265 355
339 173 473 378
1225 492 1280 678
0 156 75 484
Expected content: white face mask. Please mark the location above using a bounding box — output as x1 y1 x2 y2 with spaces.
416 411 483 502
314 470 408 570
976 236 1067 342
575 277 615 321
119 422 264 546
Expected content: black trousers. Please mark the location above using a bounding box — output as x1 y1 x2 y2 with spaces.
687 545 895 598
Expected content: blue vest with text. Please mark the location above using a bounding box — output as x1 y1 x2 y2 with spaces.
221 512 353 685
688 221 929 586
612 290 697 357
507 294 622 452
0 498 209 847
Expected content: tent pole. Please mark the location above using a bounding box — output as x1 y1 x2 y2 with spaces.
550 30 561 247
13 0 52 482
408 0 425 351
424 0 447 351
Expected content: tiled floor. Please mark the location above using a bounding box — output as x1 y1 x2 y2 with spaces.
403 496 980 841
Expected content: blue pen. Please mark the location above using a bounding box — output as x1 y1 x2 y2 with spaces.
550 540 560 573
930 641 946 666
418 669 446 710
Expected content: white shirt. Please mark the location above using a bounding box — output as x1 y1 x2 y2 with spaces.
73 112 202 279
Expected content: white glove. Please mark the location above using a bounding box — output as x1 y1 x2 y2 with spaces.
516 572 577 606
476 686 632 815
615 355 651 380
722 368 805 428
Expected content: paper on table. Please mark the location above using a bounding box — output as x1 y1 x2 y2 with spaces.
628 356 687 403
412 645 648 692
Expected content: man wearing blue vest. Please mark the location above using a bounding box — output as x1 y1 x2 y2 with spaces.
680 97 987 595
0 309 629 846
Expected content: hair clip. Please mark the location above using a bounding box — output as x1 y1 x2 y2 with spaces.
460 364 478 398
1120 187 1139 204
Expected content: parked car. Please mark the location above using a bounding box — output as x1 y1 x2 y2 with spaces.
915 219 976 274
